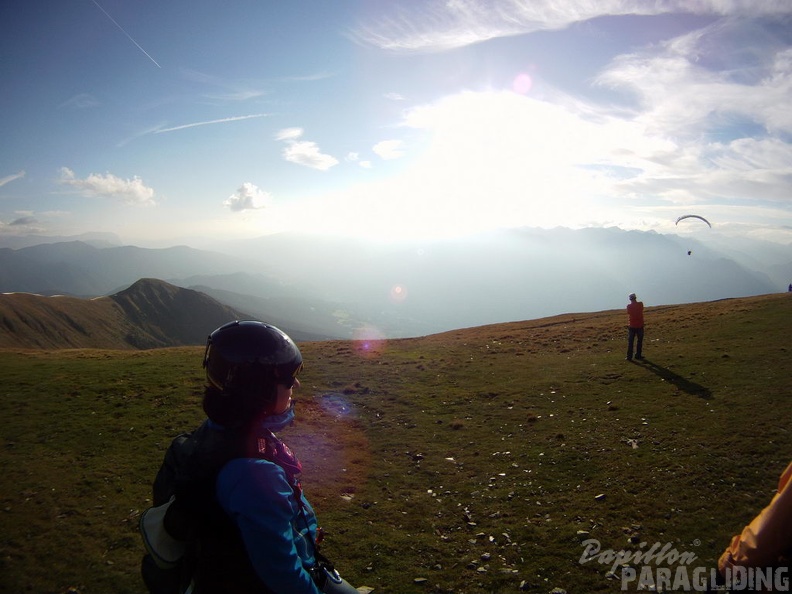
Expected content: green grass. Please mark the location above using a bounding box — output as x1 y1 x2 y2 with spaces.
1 294 790 593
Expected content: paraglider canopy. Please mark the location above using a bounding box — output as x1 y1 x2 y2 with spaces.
676 215 710 256
675 214 712 228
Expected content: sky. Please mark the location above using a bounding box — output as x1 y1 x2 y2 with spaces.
1 1 791 248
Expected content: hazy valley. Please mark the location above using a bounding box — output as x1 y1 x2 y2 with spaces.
1 227 789 342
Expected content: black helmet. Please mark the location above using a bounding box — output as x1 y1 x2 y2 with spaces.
202 321 302 423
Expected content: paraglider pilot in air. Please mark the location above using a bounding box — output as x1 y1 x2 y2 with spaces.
140 320 360 594
676 215 711 258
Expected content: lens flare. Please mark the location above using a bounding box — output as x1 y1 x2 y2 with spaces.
389 284 408 303
512 73 533 95
352 324 386 359
319 392 356 418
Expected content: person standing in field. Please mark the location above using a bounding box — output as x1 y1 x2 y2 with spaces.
626 293 644 361
140 320 360 594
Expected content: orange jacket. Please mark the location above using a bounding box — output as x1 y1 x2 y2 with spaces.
627 301 644 328
719 461 792 573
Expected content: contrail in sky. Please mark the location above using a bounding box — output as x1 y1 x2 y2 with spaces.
0 170 26 187
155 114 270 133
90 0 161 68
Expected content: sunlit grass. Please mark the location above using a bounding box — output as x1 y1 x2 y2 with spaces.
0 294 790 593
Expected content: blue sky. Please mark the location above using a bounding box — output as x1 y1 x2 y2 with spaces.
1 1 791 247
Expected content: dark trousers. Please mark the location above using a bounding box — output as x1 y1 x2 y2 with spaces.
627 327 644 359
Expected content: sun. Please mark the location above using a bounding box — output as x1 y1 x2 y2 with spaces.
280 90 626 243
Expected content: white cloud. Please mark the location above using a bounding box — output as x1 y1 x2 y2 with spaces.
58 94 100 110
0 170 25 188
223 182 271 212
373 140 405 160
282 141 339 171
58 167 156 206
346 152 370 168
585 18 792 212
594 18 792 133
752 46 792 134
351 0 792 52
275 127 304 141
276 128 339 171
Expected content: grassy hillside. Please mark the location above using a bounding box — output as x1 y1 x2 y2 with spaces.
0 278 334 348
0 293 790 593
0 291 132 349
0 279 245 349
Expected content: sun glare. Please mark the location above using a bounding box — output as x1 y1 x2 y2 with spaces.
294 91 612 241
276 89 681 243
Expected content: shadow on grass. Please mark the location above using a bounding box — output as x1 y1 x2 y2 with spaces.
635 358 713 399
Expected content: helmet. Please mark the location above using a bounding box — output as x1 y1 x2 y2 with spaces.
202 321 303 422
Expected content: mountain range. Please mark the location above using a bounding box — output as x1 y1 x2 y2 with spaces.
0 226 789 340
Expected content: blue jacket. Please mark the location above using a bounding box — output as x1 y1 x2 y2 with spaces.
216 457 321 594
147 418 323 594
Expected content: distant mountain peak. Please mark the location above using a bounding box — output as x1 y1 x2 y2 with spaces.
109 279 245 347
114 277 180 297
0 278 246 349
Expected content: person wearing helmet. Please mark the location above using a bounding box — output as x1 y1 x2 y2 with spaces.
140 320 359 594
626 293 644 361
